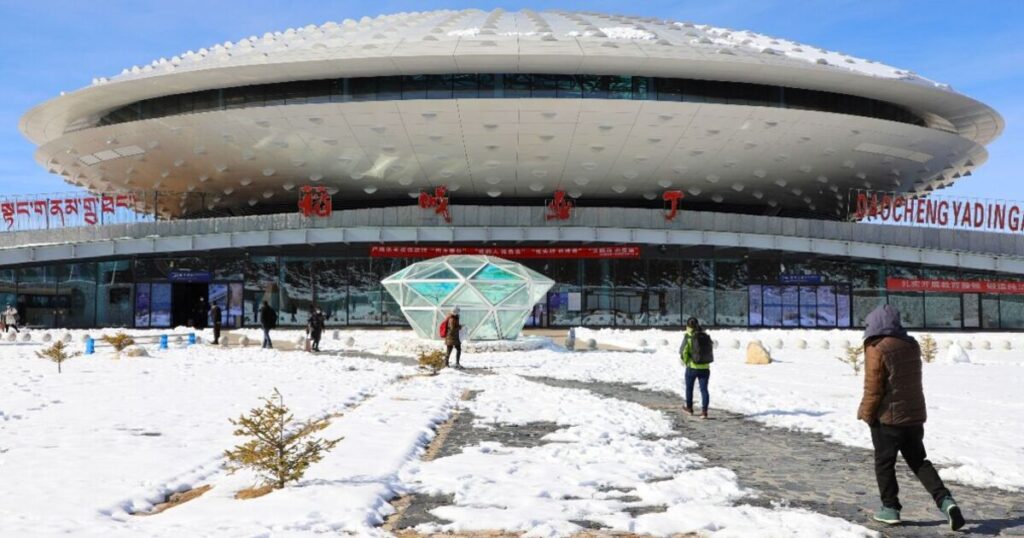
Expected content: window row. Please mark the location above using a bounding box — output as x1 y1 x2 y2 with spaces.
2 256 1022 330
96 73 926 129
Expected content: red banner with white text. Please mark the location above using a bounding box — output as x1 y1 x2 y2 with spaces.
887 278 1024 295
370 245 641 259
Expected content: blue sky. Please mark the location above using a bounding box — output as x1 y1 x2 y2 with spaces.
0 0 1020 200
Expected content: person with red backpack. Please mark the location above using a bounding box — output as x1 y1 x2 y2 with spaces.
679 316 714 419
440 307 463 369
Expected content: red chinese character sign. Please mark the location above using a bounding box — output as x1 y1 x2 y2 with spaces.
887 278 1024 295
297 186 332 218
546 190 574 221
370 245 641 259
663 190 684 221
418 185 451 223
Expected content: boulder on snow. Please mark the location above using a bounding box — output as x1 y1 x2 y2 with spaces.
332 330 340 340
819 339 830 350
1002 340 1012 350
746 340 772 365
795 338 807 349
41 332 53 343
980 340 991 350
586 338 598 350
237 335 250 346
6 332 16 342
772 338 784 350
122 345 149 358
345 336 356 347
20 332 31 342
62 333 73 343
658 339 669 347
638 339 648 348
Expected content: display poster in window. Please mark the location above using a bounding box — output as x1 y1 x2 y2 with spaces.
134 283 151 328
567 292 582 312
150 283 172 328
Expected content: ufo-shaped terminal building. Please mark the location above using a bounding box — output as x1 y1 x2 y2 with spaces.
6 9 1019 332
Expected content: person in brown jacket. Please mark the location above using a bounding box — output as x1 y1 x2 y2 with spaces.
443 307 463 369
857 304 964 530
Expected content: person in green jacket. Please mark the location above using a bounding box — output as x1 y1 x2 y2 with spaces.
679 317 711 418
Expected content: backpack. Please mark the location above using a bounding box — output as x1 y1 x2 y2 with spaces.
691 331 715 365
439 318 448 338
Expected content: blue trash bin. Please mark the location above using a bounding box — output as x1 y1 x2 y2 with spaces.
159 334 168 350
188 333 196 345
85 337 94 355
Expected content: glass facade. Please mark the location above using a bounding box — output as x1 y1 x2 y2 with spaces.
1 254 1022 330
95 73 927 131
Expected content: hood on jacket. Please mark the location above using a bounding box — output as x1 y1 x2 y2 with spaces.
863 304 907 341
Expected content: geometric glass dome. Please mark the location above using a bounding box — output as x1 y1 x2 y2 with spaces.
381 255 554 340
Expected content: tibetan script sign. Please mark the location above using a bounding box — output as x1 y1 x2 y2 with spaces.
297 186 332 218
887 278 1024 295
1 193 137 231
851 190 1024 234
370 245 641 259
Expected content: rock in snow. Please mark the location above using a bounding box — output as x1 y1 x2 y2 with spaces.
746 340 773 365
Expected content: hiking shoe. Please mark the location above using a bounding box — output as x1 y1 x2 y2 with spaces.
872 506 901 525
700 410 709 420
940 496 965 531
683 406 694 416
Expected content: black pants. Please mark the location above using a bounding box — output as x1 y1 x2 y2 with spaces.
445 342 461 366
213 324 221 344
262 328 273 349
5 323 17 333
311 330 321 351
870 424 951 510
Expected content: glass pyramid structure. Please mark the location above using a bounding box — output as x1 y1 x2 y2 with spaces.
382 255 554 340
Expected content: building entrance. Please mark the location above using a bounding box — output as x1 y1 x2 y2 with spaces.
172 283 209 328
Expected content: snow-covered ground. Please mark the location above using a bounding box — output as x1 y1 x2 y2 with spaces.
4 324 1020 536
471 327 1024 492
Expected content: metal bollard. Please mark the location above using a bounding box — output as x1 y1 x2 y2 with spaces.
159 334 168 350
188 333 196 345
85 337 95 355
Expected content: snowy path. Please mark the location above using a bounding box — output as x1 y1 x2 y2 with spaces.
393 372 876 537
525 377 1024 537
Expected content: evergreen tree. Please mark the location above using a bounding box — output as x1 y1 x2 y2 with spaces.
919 334 938 363
837 342 864 375
36 340 79 374
225 388 341 489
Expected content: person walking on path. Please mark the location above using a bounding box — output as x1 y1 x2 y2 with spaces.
858 304 965 530
679 316 713 419
307 306 324 352
209 303 222 345
259 300 277 349
443 307 463 369
4 305 19 333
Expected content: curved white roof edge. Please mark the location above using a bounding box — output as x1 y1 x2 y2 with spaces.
20 9 1003 147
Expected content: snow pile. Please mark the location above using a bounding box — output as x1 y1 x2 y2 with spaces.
940 343 971 364
402 374 873 537
381 334 553 356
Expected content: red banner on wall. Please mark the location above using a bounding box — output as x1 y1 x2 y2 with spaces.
370 245 641 259
887 278 1024 294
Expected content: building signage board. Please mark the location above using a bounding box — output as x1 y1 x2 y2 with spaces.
370 245 641 259
168 270 213 283
1 193 139 231
887 277 1024 294
779 274 823 285
851 190 1024 233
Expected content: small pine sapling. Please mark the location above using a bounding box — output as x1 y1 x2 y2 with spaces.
919 334 938 363
224 388 341 490
102 332 135 352
36 340 80 373
837 342 865 375
417 349 447 375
